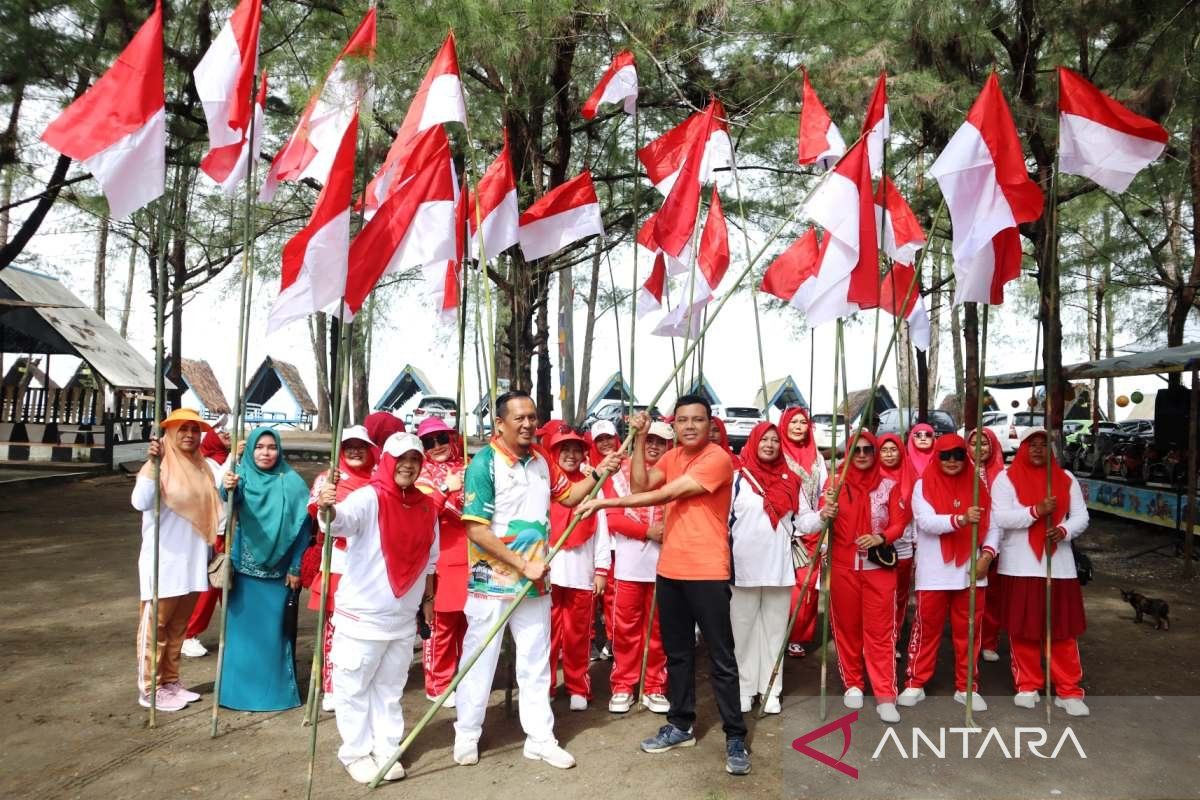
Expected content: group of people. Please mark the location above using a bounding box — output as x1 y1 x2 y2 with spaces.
132 390 1091 784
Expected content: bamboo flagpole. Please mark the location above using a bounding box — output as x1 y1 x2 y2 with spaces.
628 105 641 416
964 305 989 728
727 151 770 416
817 321 842 721
367 157 840 788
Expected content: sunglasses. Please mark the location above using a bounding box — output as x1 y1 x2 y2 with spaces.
852 444 875 455
913 431 934 439
421 432 453 448
939 448 968 461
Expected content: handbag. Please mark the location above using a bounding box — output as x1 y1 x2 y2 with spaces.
283 586 301 644
1073 548 1094 586
866 542 898 568
208 551 233 590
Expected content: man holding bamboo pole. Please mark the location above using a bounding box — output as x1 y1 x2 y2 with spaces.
578 397 749 777
452 391 620 770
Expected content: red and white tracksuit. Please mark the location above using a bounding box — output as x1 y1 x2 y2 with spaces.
991 472 1089 698
418 469 469 699
801 475 905 701
548 514 611 700
907 482 1001 692
603 472 667 697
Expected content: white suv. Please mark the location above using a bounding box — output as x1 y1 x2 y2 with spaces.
719 406 765 453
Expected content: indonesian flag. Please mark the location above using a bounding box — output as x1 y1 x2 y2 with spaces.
429 176 468 324
875 176 926 265
760 227 822 308
582 50 638 119
344 127 458 314
861 71 889 177
636 251 667 318
653 188 729 337
266 117 357 334
796 139 879 326
259 8 375 201
1057 67 1169 193
40 0 164 220
364 33 467 211
638 100 732 197
637 210 692 275
194 0 261 193
468 130 519 262
199 71 267 196
928 74 1043 306
653 100 726 258
797 68 846 170
518 171 604 261
880 263 931 351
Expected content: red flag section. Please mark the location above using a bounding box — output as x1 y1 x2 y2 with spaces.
638 100 732 196
797 68 846 170
194 0 261 160
636 252 667 319
761 228 821 303
582 50 638 120
861 71 889 176
199 71 267 195
653 100 723 259
874 176 925 265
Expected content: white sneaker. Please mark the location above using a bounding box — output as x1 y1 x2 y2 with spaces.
954 691 988 711
523 738 576 769
740 695 753 713
377 756 405 781
1055 696 1090 717
642 693 670 713
1014 691 1041 708
162 681 200 703
609 692 633 713
843 687 864 709
898 687 925 707
322 694 336 712
569 694 588 711
876 702 900 724
982 649 1000 662
181 638 207 658
345 756 378 784
762 695 782 715
453 738 479 766
138 687 187 712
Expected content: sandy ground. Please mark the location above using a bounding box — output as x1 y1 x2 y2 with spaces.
1 468 1198 800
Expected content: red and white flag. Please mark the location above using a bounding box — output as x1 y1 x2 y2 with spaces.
199 71 267 196
653 100 727 258
1058 67 1168 193
637 211 692 275
518 171 604 261
429 176 468 324
875 176 925 265
344 127 458 314
467 131 519 262
760 227 823 308
861 71 889 177
928 74 1043 306
653 188 729 337
582 50 638 120
880 263 931 351
364 33 467 211
40 0 164 219
266 117 357 334
636 252 667 319
796 139 879 325
638 100 732 197
259 8 375 201
194 0 261 193
797 68 846 170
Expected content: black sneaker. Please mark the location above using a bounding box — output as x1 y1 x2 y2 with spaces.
640 724 696 753
725 737 751 775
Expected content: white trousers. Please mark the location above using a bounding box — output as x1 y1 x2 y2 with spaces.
453 592 556 746
331 630 415 766
730 585 792 699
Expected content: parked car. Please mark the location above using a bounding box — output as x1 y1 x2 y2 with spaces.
877 408 957 439
407 395 458 429
582 401 661 440
719 405 766 453
811 413 848 453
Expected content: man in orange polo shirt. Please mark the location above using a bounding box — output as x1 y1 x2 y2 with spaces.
578 394 749 776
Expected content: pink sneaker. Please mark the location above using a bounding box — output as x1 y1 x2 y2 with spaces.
139 687 187 712
163 682 201 703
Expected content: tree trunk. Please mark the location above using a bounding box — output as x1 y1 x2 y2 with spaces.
575 245 603 422
351 309 370 424
558 263 576 425
93 211 109 318
950 294 964 403
119 230 137 339
963 302 979 433
311 312 331 432
535 272 553 423
0 166 12 247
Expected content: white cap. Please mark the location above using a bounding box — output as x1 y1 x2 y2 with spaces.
591 420 618 439
382 432 424 457
647 420 675 441
1018 427 1048 444
341 425 375 447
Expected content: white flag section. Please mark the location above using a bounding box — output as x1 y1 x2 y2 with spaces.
518 171 604 261
653 189 729 338
582 50 638 119
201 74 266 196
636 252 667 319
639 106 733 197
637 212 692 276
193 0 260 154
652 274 710 337
468 133 520 262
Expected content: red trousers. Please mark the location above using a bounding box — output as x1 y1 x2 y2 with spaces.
980 561 1003 651
550 585 594 699
1009 635 1084 698
184 537 223 639
789 561 821 644
423 609 467 697
906 588 985 692
829 566 897 701
609 578 666 695
894 558 913 641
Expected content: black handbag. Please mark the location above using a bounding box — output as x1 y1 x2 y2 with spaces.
1073 549 1094 586
283 586 301 644
867 542 898 568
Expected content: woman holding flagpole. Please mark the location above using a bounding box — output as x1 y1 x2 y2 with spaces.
778 406 826 659
968 427 1007 662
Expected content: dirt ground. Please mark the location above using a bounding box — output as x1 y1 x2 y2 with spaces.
1 469 1198 800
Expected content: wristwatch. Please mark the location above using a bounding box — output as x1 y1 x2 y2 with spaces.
438 482 450 494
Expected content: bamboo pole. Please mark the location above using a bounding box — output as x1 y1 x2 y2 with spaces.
634 584 658 707
817 321 842 721
1042 145 1062 726
367 156 838 789
728 151 769 416
964 305 989 728
147 188 170 728
461 118 499 422
628 106 641 416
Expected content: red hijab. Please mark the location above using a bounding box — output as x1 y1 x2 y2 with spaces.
548 429 599 548
920 434 989 566
365 412 406 460
308 437 378 518
968 427 1004 487
200 431 230 465
739 422 799 528
876 433 905 483
1006 430 1073 561
902 423 936 497
371 438 438 598
828 430 883 549
779 406 819 476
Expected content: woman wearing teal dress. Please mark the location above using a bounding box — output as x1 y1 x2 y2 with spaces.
219 428 311 711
